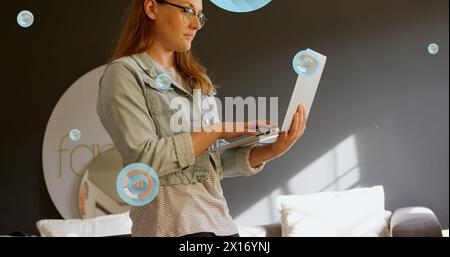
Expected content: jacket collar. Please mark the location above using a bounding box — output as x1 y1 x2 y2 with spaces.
133 52 194 96
132 52 217 97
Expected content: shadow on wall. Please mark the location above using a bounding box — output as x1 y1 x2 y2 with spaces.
231 134 362 226
216 0 449 228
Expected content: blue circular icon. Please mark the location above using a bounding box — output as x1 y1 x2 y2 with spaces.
210 0 272 13
156 73 172 90
116 163 159 206
428 43 439 55
69 129 81 142
292 50 319 76
17 10 34 28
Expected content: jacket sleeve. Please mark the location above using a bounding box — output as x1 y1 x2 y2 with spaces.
220 141 266 178
97 63 195 177
208 94 266 178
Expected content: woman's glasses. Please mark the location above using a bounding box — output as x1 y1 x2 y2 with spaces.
156 0 207 28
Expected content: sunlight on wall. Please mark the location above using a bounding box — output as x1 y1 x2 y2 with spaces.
235 134 361 226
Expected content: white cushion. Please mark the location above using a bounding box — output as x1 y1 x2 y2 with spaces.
238 223 282 237
277 186 389 237
36 212 132 237
238 226 270 237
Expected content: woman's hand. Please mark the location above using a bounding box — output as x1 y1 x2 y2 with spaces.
191 120 277 156
270 104 308 157
215 120 278 140
248 104 307 167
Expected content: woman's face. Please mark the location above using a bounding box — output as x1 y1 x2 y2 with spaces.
148 0 203 52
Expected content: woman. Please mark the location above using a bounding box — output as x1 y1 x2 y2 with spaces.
97 0 307 237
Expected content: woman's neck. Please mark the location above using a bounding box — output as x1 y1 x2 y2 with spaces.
146 41 175 69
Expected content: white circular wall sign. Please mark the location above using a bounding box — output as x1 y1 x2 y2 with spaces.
42 65 115 219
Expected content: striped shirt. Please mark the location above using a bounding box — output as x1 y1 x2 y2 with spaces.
129 64 239 237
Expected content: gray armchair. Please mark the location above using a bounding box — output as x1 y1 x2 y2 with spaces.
389 207 443 237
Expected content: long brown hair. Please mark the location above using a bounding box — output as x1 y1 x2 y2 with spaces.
107 0 214 94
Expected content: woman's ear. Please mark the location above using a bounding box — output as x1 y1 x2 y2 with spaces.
144 0 158 20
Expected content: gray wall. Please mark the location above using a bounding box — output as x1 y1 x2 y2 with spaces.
195 0 449 228
0 0 447 235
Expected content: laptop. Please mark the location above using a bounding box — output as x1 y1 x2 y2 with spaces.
209 49 327 153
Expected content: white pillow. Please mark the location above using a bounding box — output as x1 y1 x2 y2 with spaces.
36 212 132 237
277 186 389 237
238 226 269 237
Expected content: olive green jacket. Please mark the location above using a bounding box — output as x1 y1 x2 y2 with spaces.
97 52 265 185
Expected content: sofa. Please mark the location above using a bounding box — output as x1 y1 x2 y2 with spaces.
35 186 447 237
237 207 445 237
